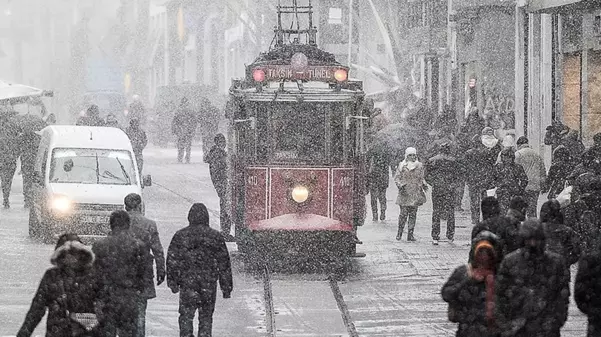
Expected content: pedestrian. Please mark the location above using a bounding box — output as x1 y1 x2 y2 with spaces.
172 98 198 163
125 193 165 337
126 118 148 175
514 136 546 217
93 210 148 337
76 105 106 127
205 133 233 241
394 147 427 241
540 199 581 266
493 149 528 213
128 95 146 127
105 113 122 129
167 203 233 337
19 121 45 208
502 196 528 255
459 107 486 145
17 234 101 337
495 219 570 337
543 146 576 199
426 142 461 244
575 242 601 337
366 145 392 221
544 120 585 161
462 135 490 225
442 231 501 337
0 109 18 208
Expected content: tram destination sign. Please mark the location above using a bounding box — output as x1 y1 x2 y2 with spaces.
257 65 346 82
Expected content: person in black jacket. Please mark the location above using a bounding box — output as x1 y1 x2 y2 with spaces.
126 118 148 175
366 145 392 221
0 110 18 208
167 203 233 337
76 105 106 127
172 98 198 164
442 231 501 337
93 210 148 337
18 234 101 337
493 149 528 213
495 219 570 337
426 142 462 244
543 146 576 199
540 199 581 266
205 133 233 240
575 245 601 337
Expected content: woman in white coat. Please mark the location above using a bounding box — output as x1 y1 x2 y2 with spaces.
394 147 427 241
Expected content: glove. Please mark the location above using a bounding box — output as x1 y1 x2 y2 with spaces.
169 285 179 294
223 292 231 299
157 271 166 286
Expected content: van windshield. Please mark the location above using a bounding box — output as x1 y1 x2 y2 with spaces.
49 148 137 185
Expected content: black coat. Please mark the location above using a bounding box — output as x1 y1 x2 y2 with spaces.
495 249 570 337
366 148 391 190
166 224 233 295
206 145 228 195
575 251 601 337
493 163 528 197
172 108 198 139
425 153 462 192
92 230 147 298
0 113 19 164
543 221 581 265
17 242 100 337
471 214 520 258
545 160 576 199
125 126 148 156
442 265 500 337
463 143 502 189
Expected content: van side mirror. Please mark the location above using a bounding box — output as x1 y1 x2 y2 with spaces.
143 175 152 187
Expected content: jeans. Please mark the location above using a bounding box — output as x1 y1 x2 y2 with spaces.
398 206 418 234
135 297 148 337
468 185 487 225
431 188 455 240
177 137 192 163
0 161 16 204
370 186 387 218
179 287 217 337
524 190 540 218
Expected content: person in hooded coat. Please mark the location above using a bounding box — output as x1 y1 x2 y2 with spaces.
426 142 462 244
205 134 233 240
394 147 427 241
575 240 601 337
93 210 148 337
167 203 233 337
442 231 501 337
495 219 570 337
540 199 581 266
125 118 148 175
17 234 101 337
493 149 528 213
0 109 19 208
366 145 392 221
544 145 576 199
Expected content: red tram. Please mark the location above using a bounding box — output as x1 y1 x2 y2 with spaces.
227 1 368 260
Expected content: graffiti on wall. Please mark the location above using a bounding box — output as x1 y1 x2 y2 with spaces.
482 83 515 130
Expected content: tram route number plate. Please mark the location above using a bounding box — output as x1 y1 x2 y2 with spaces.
80 215 109 224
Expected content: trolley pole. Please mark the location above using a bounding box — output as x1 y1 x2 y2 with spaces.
347 0 353 67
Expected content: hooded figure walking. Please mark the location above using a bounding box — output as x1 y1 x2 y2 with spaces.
205 134 233 240
495 219 570 337
394 147 426 241
172 98 198 164
493 149 528 213
442 231 501 337
167 203 233 337
18 234 101 337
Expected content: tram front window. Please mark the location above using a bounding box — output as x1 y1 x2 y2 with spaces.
271 103 327 163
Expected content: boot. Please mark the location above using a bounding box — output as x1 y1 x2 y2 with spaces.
407 230 416 242
372 212 378 222
396 229 403 241
3 199 9 209
380 212 386 221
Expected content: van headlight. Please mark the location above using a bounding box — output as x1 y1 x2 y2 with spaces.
50 195 73 213
291 185 309 203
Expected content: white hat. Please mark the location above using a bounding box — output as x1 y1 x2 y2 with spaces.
405 147 417 156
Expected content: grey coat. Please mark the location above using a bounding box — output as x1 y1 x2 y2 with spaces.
129 211 165 299
394 162 426 207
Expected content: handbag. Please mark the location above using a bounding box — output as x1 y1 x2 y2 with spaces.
58 279 99 335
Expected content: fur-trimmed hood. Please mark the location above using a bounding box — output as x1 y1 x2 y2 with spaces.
50 240 95 269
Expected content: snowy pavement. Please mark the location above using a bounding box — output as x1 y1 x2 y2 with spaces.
0 146 588 336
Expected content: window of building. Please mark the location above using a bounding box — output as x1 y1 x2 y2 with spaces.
405 0 447 29
328 8 343 25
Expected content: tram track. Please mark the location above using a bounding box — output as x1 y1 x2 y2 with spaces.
153 181 221 220
261 264 359 337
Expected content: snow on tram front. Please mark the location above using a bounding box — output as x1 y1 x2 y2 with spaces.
226 42 369 261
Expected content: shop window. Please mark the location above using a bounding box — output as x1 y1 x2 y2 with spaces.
562 53 581 132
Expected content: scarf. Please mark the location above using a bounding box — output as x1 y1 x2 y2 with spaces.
481 135 499 149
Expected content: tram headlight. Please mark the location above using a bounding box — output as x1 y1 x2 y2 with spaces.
334 69 348 82
291 185 309 203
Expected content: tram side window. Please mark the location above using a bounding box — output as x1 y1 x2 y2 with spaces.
330 105 345 164
256 105 269 163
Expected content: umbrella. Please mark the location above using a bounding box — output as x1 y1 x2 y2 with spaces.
0 80 53 102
